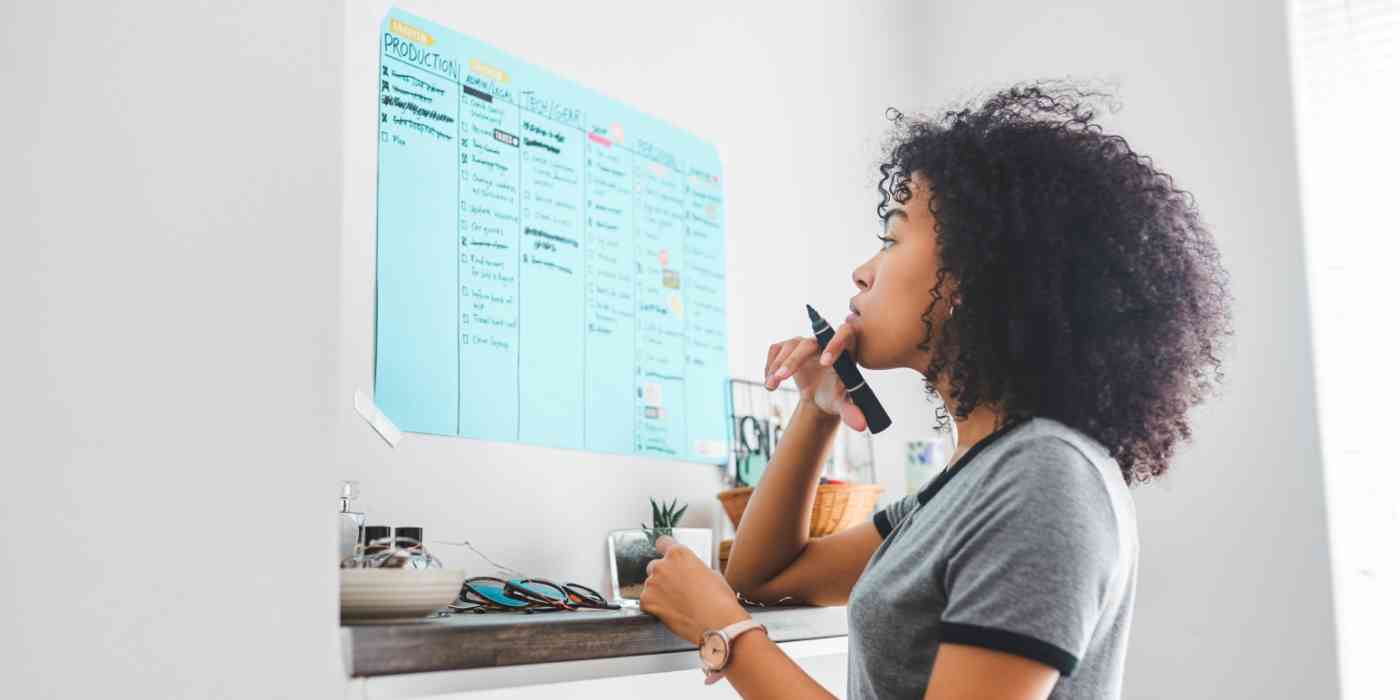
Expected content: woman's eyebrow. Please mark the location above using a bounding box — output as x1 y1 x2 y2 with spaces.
882 209 908 230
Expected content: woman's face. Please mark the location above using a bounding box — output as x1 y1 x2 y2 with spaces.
847 172 945 372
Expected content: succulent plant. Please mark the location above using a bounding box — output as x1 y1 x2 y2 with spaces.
641 497 688 546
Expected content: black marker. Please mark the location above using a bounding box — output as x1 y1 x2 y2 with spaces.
806 304 892 434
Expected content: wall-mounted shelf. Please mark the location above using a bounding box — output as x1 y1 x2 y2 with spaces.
343 603 848 678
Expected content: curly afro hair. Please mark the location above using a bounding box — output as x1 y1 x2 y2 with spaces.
877 80 1234 485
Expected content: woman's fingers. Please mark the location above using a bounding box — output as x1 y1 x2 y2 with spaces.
767 337 818 389
766 339 798 386
765 339 798 388
841 395 869 432
819 324 857 366
781 339 821 379
765 342 783 375
767 340 805 388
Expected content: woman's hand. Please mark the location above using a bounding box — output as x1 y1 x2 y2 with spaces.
764 325 867 431
639 535 752 645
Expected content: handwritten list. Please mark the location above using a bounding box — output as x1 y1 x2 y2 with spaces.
374 9 729 463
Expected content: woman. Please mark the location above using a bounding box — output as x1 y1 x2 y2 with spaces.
639 81 1233 700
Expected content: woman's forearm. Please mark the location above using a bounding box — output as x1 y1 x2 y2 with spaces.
724 398 841 594
724 629 838 700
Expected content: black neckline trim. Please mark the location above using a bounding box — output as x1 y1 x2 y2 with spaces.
916 416 1030 507
872 508 894 538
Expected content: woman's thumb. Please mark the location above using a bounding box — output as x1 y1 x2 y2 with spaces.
842 396 868 432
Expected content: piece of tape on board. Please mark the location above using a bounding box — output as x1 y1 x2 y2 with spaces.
354 388 403 447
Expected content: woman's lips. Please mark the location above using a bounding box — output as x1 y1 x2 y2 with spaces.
845 312 860 325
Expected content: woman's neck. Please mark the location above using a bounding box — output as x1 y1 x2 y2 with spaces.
950 404 1007 459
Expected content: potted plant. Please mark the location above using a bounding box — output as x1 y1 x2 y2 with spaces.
608 498 715 603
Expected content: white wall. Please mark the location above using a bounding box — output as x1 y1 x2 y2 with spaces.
7 2 937 697
337 0 932 605
9 1 1337 698
1287 3 1400 697
4 2 346 698
910 1 1341 698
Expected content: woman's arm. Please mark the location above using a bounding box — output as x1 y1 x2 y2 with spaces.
922 644 1059 700
722 628 839 700
720 624 1059 700
639 536 840 699
722 397 840 595
725 376 889 606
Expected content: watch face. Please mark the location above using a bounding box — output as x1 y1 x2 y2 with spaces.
700 633 727 668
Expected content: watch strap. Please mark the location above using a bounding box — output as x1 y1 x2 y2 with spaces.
722 617 765 641
701 619 767 685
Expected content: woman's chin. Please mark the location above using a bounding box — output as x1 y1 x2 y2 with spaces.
853 346 890 371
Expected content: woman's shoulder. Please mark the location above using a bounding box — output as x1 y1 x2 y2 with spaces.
983 417 1121 483
972 416 1136 524
1014 416 1115 464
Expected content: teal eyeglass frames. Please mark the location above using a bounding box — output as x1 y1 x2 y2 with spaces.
451 576 621 614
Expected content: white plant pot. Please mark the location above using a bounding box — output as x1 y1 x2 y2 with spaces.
671 527 715 569
608 526 716 604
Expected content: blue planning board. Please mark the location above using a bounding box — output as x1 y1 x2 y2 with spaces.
374 9 729 464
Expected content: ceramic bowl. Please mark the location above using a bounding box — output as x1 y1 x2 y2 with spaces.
339 568 464 621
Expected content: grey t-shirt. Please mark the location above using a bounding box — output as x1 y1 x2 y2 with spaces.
847 416 1138 699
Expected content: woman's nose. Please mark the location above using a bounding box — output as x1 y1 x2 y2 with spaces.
852 258 873 290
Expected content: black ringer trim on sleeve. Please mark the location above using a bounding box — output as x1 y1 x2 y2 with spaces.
939 622 1080 677
872 508 893 539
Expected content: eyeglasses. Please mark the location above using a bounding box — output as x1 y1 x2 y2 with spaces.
511 578 619 611
451 576 621 614
454 576 533 612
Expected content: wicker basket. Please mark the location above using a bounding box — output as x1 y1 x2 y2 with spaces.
716 483 884 539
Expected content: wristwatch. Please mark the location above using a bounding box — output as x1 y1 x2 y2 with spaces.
698 618 767 685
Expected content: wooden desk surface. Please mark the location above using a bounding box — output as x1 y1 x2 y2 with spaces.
343 603 849 677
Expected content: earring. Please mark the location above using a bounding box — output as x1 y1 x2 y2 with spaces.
948 303 957 318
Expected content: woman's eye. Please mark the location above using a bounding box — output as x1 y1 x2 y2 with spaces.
877 235 894 250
